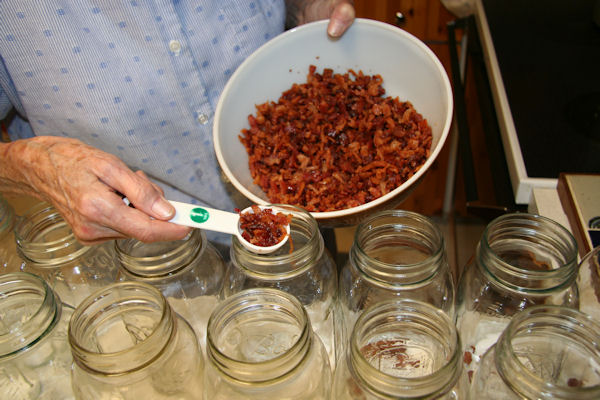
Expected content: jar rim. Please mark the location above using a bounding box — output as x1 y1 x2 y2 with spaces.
15 202 89 265
477 213 578 292
348 298 463 398
206 288 313 384
350 209 447 286
68 281 174 375
495 305 600 398
0 272 61 359
115 229 205 278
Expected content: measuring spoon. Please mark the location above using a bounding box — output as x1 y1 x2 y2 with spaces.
123 198 290 254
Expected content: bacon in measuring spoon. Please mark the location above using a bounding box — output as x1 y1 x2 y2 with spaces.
237 205 292 248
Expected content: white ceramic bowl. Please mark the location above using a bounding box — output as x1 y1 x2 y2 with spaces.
214 18 453 227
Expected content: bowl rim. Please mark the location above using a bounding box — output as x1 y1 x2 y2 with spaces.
214 18 453 220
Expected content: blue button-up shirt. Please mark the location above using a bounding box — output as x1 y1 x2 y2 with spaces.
0 1 285 216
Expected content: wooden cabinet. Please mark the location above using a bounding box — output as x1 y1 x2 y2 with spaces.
354 0 457 215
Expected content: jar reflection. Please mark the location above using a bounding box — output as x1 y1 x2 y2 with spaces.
224 204 338 369
576 246 600 322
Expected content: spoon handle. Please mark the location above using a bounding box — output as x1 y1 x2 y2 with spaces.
168 201 239 235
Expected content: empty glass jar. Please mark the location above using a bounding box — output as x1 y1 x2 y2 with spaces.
0 272 74 400
577 246 600 321
15 202 119 307
116 229 226 347
223 204 338 368
470 305 600 399
205 288 331 399
455 213 579 379
0 195 23 273
333 298 467 399
68 281 204 399
338 210 455 353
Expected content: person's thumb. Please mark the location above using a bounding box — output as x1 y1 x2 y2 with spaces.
327 2 355 38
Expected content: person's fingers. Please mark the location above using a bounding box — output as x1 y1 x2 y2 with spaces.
2 136 189 244
293 0 355 31
124 217 192 243
92 158 175 222
71 191 191 244
81 167 190 242
135 170 165 196
327 2 355 37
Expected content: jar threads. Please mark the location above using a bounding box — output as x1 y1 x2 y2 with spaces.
475 213 579 293
0 272 74 399
225 204 338 370
456 212 580 380
350 210 449 288
15 202 119 308
68 282 204 398
205 288 331 399
470 305 600 399
334 299 467 399
338 210 455 354
15 202 90 266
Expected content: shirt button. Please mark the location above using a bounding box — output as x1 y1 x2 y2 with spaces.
169 40 182 56
197 113 209 125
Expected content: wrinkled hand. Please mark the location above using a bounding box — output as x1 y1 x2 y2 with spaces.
0 136 190 244
285 0 355 37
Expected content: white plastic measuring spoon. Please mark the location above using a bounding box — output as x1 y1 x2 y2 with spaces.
123 198 290 254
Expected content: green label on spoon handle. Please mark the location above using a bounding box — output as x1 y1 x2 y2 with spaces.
189 207 210 223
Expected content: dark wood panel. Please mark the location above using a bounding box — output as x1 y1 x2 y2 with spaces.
354 0 457 216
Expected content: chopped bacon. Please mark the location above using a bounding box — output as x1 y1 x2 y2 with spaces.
237 206 292 247
239 65 432 212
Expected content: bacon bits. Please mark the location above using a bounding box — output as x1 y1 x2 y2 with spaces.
567 378 583 388
239 65 433 212
237 205 292 247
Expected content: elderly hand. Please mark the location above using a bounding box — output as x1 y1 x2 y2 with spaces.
0 136 191 244
285 0 356 37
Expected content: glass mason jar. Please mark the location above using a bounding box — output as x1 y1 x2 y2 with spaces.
455 213 579 379
577 246 600 321
338 210 455 354
205 287 331 399
0 272 74 400
0 195 23 273
15 202 119 307
470 305 600 399
223 204 338 369
115 229 226 348
333 298 467 399
69 281 204 399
